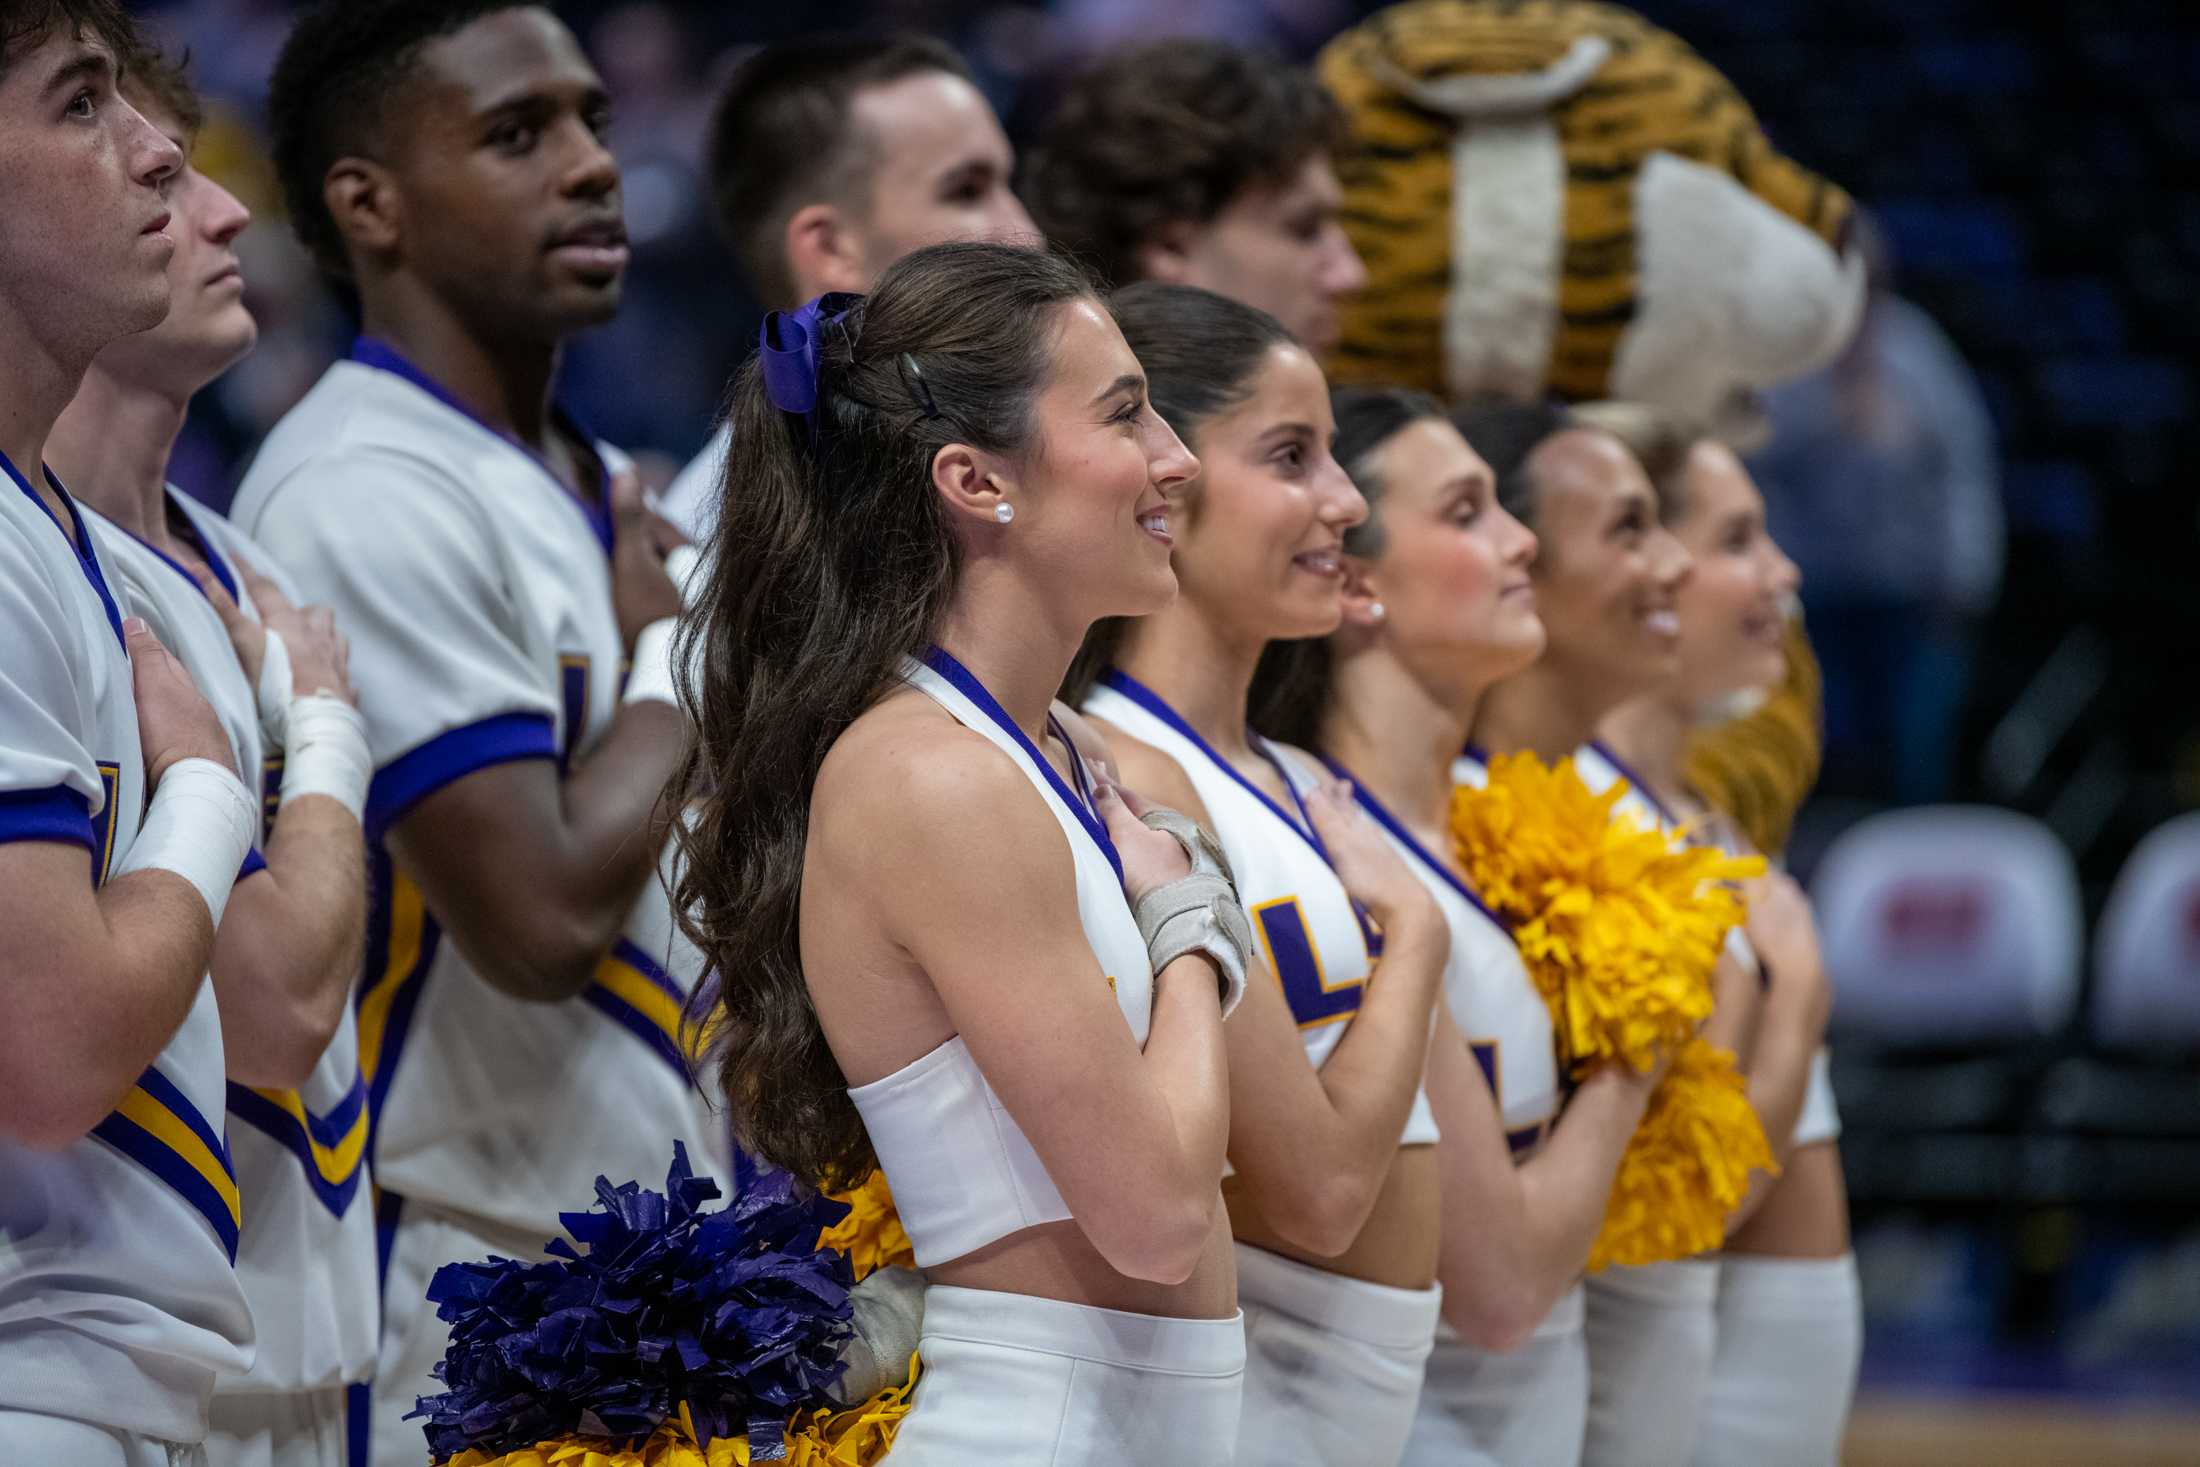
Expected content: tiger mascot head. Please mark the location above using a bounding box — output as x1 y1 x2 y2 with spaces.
1319 0 1866 853
1318 0 1865 444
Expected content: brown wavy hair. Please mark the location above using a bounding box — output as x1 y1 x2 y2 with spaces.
672 241 1098 1190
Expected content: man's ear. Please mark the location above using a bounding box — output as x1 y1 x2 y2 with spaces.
784 201 868 299
930 442 1014 527
324 156 401 263
1133 219 1199 286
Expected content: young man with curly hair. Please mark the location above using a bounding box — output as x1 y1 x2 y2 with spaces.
1022 39 1368 357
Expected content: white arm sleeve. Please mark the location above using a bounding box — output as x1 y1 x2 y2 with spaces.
0 532 106 853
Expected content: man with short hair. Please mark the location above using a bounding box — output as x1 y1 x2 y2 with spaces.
47 38 378 1467
658 31 1033 537
1023 39 1369 357
0 3 262 1461
238 5 725 1461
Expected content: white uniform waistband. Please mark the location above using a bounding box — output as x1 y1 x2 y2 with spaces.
1234 1244 1445 1352
1587 1257 1720 1308
1713 1253 1858 1314
1433 1277 1585 1345
919 1285 1244 1378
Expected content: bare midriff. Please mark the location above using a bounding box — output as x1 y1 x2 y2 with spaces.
1224 1143 1441 1289
1726 1141 1851 1258
924 1206 1239 1319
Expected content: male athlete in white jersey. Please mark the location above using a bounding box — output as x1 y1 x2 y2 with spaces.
0 4 261 1462
658 30 1033 537
46 40 378 1467
235 5 725 1462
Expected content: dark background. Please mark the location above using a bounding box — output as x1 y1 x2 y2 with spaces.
140 0 2200 1438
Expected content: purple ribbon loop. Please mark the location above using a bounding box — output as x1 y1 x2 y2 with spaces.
759 291 861 436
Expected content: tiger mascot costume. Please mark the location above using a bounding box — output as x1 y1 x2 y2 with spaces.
1320 7 1869 1466
1319 0 1863 855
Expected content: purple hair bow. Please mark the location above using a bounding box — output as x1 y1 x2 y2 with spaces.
759 291 862 438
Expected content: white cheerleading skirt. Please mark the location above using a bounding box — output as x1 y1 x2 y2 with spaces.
1234 1243 1444 1467
1693 1253 1861 1467
204 1385 350 1467
1583 1258 1720 1467
887 1284 1245 1464
1403 1282 1588 1467
0 1410 207 1466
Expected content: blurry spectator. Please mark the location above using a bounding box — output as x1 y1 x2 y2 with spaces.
656 30 1033 537
1749 214 2005 806
1021 38 1365 357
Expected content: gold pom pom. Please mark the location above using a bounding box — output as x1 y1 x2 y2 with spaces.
1451 751 1775 1267
1450 752 1762 1076
815 1169 916 1283
437 1360 921 1467
1589 1040 1775 1272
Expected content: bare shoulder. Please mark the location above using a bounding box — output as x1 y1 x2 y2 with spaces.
813 687 1068 881
1083 713 1213 828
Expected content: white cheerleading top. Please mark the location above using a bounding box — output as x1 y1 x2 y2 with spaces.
1411 752 1563 1153
86 493 379 1394
230 341 726 1243
1084 671 1440 1147
1573 742 1840 1147
848 651 1156 1268
0 458 252 1440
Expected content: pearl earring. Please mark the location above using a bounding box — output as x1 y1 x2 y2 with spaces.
994 503 1015 524
1368 601 1387 622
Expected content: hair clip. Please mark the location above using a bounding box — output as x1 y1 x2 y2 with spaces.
899 353 942 421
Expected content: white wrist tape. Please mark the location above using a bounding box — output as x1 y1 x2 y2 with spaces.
622 616 683 710
663 543 706 611
277 693 372 819
1134 807 1255 1017
115 757 258 928
829 1264 925 1407
255 627 294 744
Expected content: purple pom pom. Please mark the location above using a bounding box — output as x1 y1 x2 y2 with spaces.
407 1143 858 1459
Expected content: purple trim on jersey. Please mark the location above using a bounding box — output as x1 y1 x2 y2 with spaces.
3 449 127 650
364 711 557 842
925 645 1123 884
239 846 268 882
121 490 242 607
1587 739 1680 825
1322 755 1512 938
0 785 97 853
1462 740 1491 766
347 336 615 555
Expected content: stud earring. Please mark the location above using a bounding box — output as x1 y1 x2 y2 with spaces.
994 503 1015 525
1368 601 1387 622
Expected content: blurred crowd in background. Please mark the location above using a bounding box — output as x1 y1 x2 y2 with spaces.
136 0 2200 1442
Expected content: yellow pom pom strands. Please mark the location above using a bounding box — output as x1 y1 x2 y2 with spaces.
1588 1039 1775 1272
1448 752 1762 1078
815 1170 916 1284
439 1362 920 1467
1450 751 1775 1267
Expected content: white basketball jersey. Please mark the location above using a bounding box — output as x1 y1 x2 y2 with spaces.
1346 762 1559 1152
229 341 726 1246
0 457 252 1441
86 492 379 1394
1084 671 1438 1146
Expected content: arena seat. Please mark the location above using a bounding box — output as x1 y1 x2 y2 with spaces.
2088 811 2200 1051
1814 805 2084 1045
